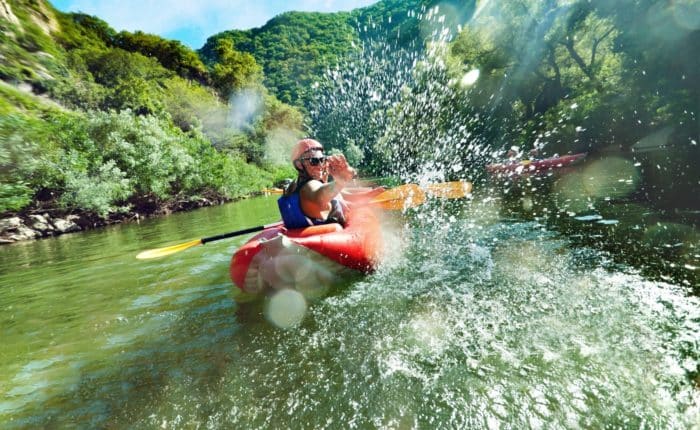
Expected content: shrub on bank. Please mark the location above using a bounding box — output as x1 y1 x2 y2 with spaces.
0 109 278 217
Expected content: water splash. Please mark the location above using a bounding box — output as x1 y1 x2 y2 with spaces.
309 6 495 182
139 208 700 429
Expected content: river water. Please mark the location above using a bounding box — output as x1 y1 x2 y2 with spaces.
1 193 698 428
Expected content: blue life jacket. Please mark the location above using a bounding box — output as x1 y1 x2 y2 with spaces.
278 180 346 229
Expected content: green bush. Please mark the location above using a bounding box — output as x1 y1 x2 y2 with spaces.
209 39 263 99
48 70 107 111
55 110 281 210
54 12 115 50
73 111 196 198
0 183 33 213
59 160 131 217
0 114 50 213
114 31 208 82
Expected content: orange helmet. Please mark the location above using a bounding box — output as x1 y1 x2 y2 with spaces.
291 138 324 162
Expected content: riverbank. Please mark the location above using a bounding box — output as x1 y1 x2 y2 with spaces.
0 178 379 245
0 194 236 244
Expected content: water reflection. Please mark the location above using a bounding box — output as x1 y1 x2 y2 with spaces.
495 156 699 291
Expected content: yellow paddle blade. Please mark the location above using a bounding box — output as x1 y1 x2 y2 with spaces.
136 239 203 260
424 181 473 199
370 183 426 210
262 188 283 194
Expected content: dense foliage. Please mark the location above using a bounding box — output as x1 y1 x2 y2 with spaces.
208 39 263 100
113 31 208 82
304 0 698 209
0 0 301 218
200 12 359 108
2 0 697 218
447 0 699 208
199 0 474 111
1 110 280 216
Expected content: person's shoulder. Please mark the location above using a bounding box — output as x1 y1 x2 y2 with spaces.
300 179 324 194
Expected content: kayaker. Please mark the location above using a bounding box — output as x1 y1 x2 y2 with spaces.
528 147 541 160
278 138 357 229
506 146 523 161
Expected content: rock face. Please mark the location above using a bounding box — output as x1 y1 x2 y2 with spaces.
9 226 40 241
0 0 20 26
53 216 80 233
0 196 228 245
28 214 54 233
0 217 22 231
0 213 82 243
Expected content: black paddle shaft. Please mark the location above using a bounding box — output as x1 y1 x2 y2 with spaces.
201 223 281 244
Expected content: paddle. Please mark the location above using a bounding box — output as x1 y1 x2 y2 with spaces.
136 181 472 260
137 184 425 260
356 181 472 210
362 183 426 210
424 181 473 199
263 181 472 200
136 221 284 259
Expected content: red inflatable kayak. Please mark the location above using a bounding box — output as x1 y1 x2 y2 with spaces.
486 153 587 176
230 205 383 297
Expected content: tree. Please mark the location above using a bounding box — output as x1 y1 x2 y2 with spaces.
114 31 208 82
209 39 263 100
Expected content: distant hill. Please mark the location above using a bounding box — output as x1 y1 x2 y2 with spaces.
199 0 475 108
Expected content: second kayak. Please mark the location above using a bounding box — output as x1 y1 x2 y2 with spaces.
487 153 587 177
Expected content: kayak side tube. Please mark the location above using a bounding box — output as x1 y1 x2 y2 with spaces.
230 207 382 296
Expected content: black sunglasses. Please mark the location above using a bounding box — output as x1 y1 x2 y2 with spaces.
301 156 327 166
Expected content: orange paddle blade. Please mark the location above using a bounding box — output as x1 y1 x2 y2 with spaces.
424 181 472 199
370 183 426 210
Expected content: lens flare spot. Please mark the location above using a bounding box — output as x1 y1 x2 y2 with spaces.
265 289 307 329
460 69 480 87
554 157 640 212
582 157 640 199
672 1 700 31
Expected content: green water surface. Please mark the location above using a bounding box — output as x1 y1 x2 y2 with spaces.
0 195 698 428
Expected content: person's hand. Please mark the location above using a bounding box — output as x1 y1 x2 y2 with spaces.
327 154 356 182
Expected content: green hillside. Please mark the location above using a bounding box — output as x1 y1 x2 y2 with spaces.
199 0 476 109
0 0 301 220
199 11 358 108
2 0 697 225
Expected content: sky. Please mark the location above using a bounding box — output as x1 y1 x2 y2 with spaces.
50 0 379 49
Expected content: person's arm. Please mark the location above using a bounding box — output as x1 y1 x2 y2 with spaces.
303 179 347 206
300 155 355 218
